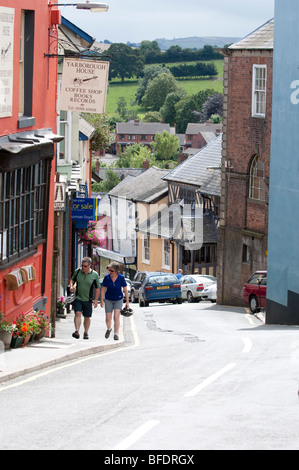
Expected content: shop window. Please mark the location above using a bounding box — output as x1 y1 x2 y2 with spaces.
0 161 50 265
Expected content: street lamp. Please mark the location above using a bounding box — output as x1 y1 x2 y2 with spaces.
49 1 109 12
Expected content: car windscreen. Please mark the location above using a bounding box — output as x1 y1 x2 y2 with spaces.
147 275 177 285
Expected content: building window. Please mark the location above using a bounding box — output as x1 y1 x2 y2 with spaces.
162 239 171 268
0 161 50 264
140 135 147 141
18 10 35 128
143 234 150 263
129 135 136 140
249 155 266 201
242 244 250 263
252 65 267 118
58 110 69 160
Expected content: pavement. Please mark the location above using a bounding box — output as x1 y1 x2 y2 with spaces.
0 305 126 384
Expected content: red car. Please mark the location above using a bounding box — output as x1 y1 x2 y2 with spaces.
242 271 267 313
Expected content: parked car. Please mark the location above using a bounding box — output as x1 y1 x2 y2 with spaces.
181 274 217 302
130 271 148 303
138 272 182 307
200 282 217 302
242 271 267 313
124 278 132 302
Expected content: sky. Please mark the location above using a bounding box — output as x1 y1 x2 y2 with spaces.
60 0 275 44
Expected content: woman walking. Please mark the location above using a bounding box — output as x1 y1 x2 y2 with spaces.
100 262 129 340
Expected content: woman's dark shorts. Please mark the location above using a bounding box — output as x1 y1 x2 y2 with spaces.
73 299 93 317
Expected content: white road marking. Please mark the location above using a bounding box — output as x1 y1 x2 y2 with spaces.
184 363 237 398
113 420 160 450
242 337 252 354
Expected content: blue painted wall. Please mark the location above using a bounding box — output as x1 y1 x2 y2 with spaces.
267 0 299 323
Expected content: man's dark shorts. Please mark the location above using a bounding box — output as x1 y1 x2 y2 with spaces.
73 299 93 317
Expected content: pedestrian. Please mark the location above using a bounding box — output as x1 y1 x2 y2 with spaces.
176 269 183 281
69 256 101 340
100 262 129 340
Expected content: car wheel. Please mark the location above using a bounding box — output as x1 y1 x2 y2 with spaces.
187 291 194 303
249 295 258 313
139 296 144 307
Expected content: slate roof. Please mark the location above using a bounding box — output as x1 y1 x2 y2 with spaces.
163 134 222 197
97 168 145 181
185 123 222 147
108 166 169 203
116 121 173 135
229 18 274 50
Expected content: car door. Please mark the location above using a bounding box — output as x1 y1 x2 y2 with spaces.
131 273 146 300
258 276 267 308
181 276 191 299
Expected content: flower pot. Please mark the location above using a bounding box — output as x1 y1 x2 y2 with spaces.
57 307 66 318
23 334 32 346
0 331 13 350
34 328 45 341
10 335 24 348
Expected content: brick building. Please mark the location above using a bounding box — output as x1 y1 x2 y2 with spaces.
114 121 175 155
217 19 273 305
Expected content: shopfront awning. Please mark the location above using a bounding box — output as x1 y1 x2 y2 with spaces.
95 247 136 265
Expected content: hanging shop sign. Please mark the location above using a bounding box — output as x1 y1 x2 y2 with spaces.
59 58 109 114
0 6 14 118
71 198 96 221
54 182 66 211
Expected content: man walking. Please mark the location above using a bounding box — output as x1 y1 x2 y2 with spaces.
69 257 101 339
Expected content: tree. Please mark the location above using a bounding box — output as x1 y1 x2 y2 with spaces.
82 113 114 152
108 43 144 83
142 73 182 111
139 40 161 60
174 89 215 133
91 170 120 192
115 97 138 122
153 130 180 161
160 91 186 126
116 144 154 168
197 93 223 122
135 65 172 105
143 111 163 122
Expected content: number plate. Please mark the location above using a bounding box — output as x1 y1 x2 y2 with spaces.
157 286 170 290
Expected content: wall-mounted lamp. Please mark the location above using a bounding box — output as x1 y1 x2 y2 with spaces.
49 1 109 12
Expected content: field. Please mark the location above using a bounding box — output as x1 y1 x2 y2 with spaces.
105 60 224 117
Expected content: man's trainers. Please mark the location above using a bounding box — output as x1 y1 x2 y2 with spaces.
83 332 89 340
72 330 80 339
105 328 112 339
114 333 119 341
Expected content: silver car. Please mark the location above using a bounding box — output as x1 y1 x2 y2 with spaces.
200 282 217 302
181 274 217 302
